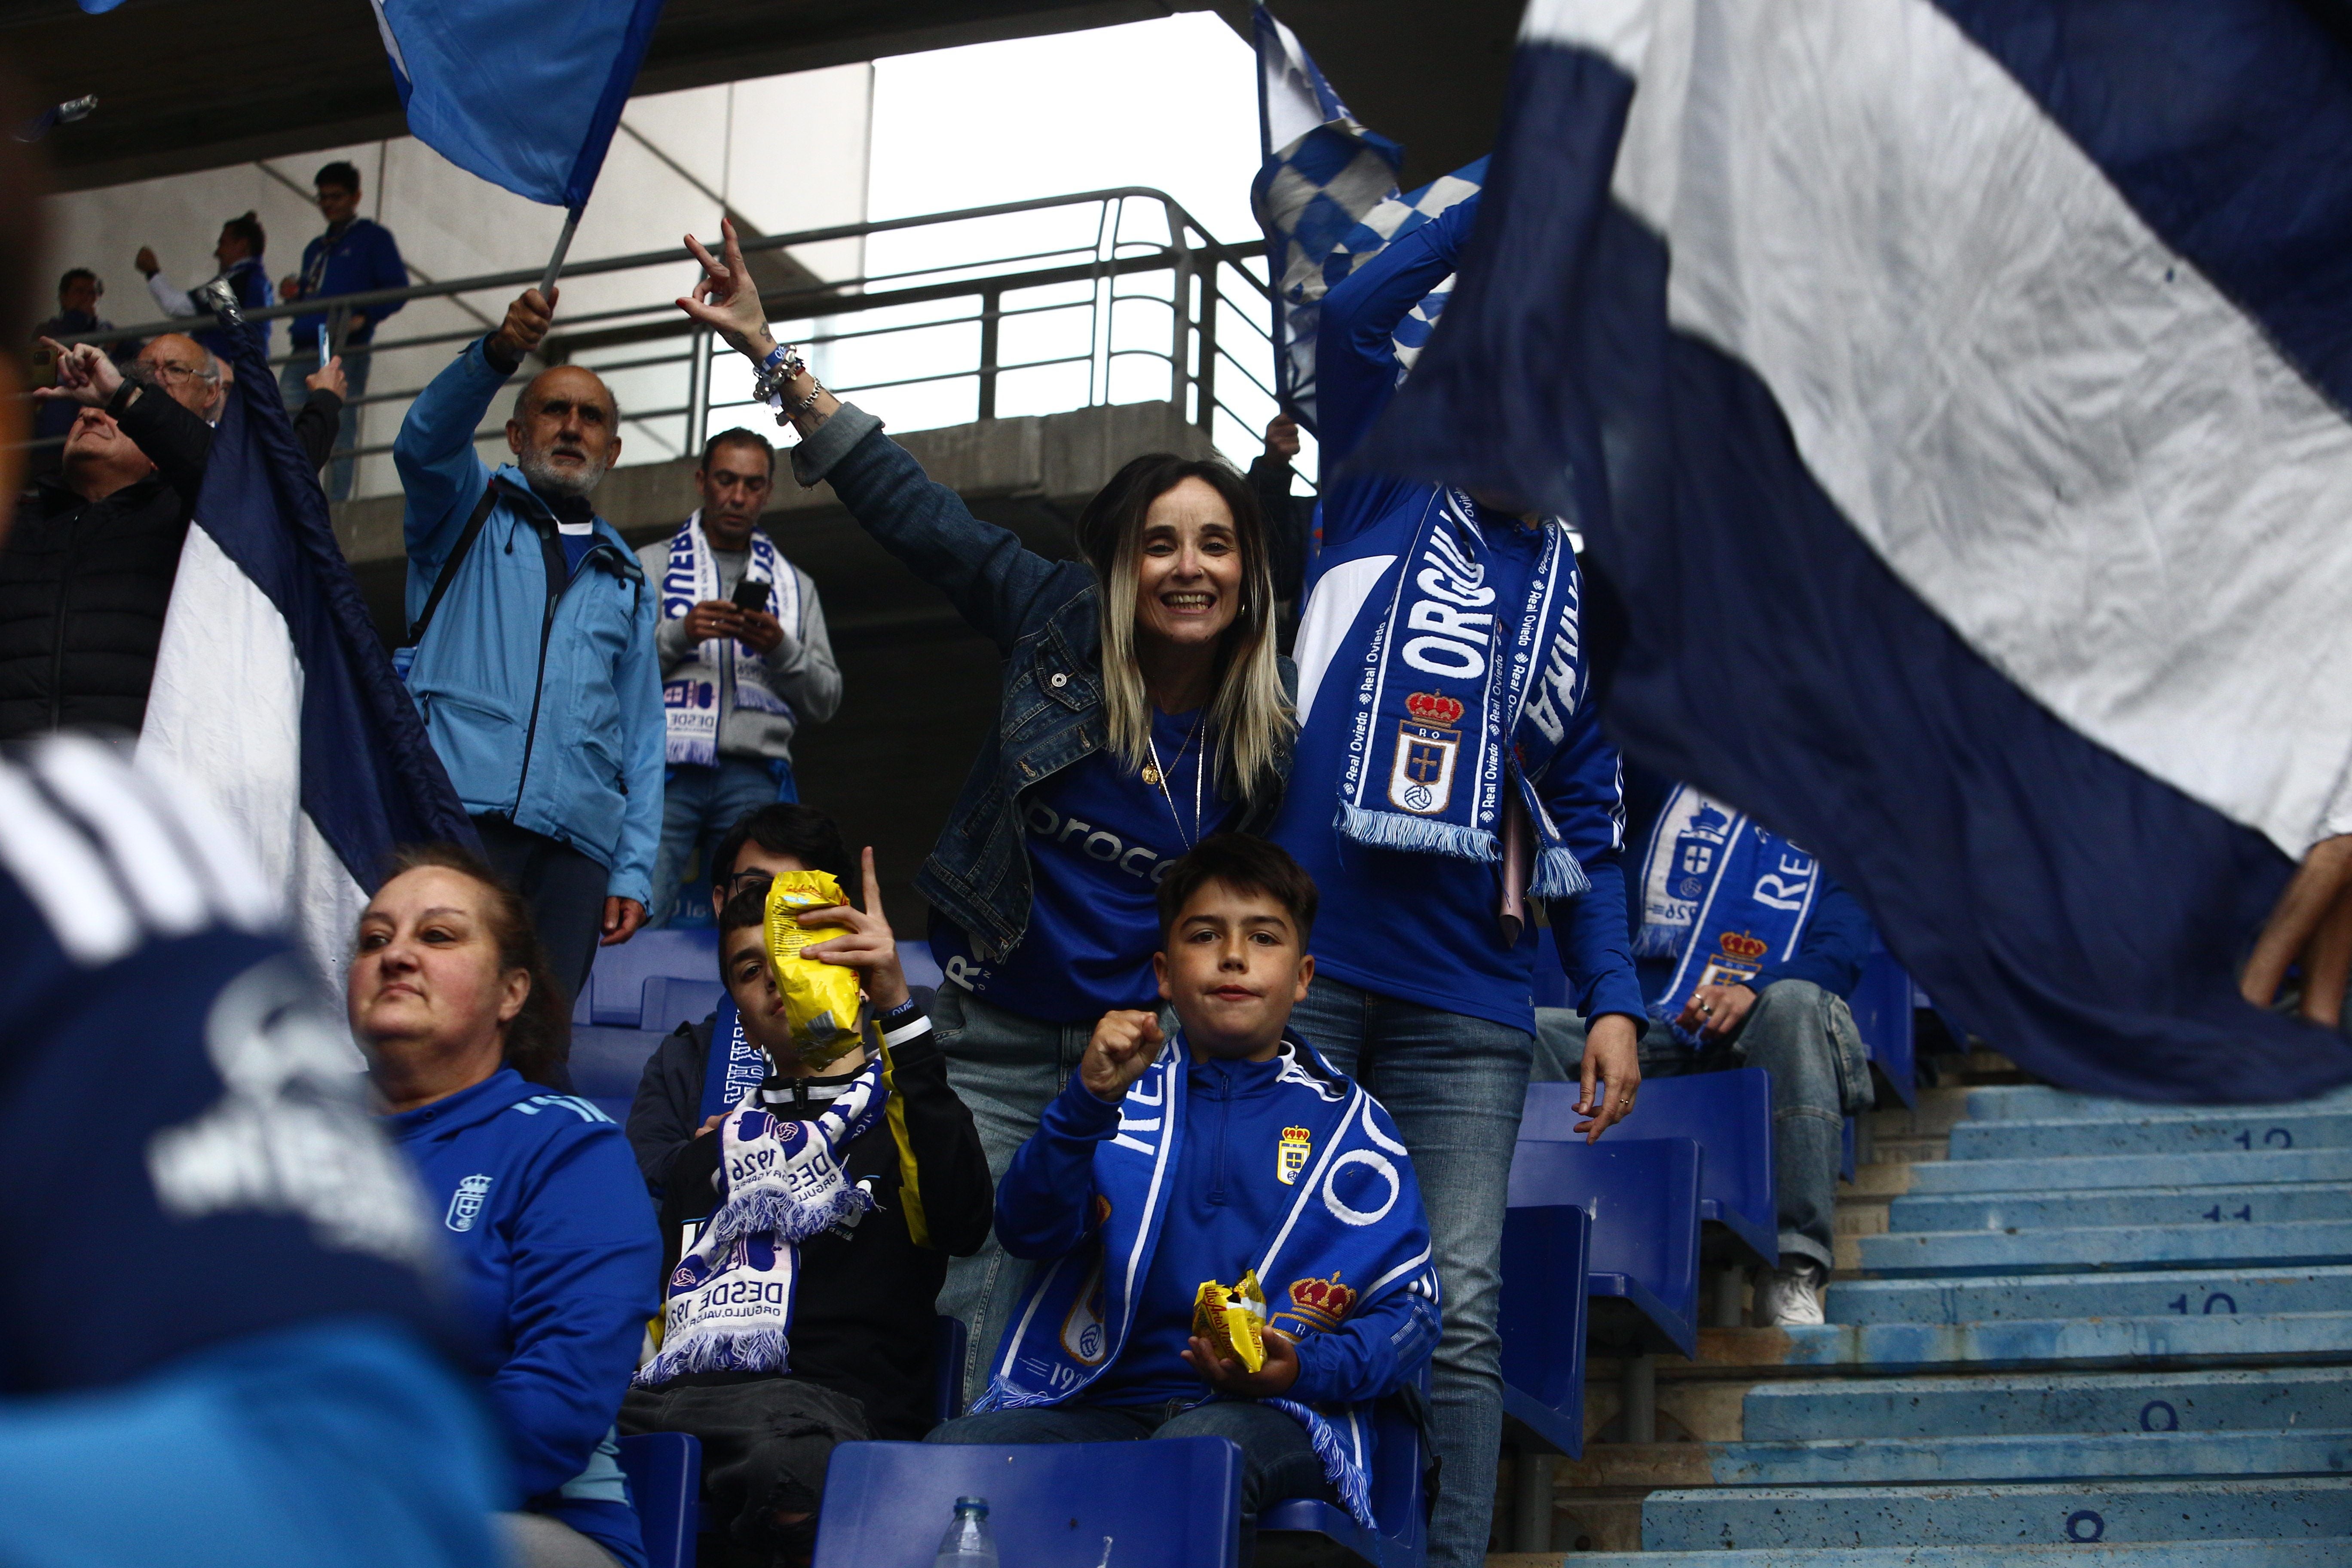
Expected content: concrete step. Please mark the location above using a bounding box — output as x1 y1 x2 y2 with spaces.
1640 1476 2352 1550
1847 1162 1917 1198
1902 1147 2352 1197
1497 1541 2352 1566
1948 1109 2352 1162
1890 1182 2352 1236
1755 1311 2352 1372
1838 1200 1892 1237
1556 1426 2352 1489
1873 1135 1950 1165
1615 1426 2352 1491
1828 1266 2352 1326
1742 1367 2352 1441
1860 1219 2352 1278
1868 1087 1973 1138
1965 1084 2352 1122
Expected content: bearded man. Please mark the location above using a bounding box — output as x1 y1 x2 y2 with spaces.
394 285 661 1042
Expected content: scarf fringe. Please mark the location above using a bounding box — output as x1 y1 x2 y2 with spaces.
634 1325 792 1387
1337 802 1498 862
708 1182 874 1249
1268 1398 1375 1529
1528 845 1590 900
1631 924 1685 960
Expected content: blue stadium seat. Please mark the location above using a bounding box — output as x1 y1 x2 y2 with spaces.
934 1315 967 1424
616 1431 700 1568
812 1436 1243 1568
640 975 723 1033
1499 1202 1591 1458
1509 1136 1703 1358
1847 946 1916 1108
579 929 720 1027
1522 1073 1777 1268
1259 1363 1433 1568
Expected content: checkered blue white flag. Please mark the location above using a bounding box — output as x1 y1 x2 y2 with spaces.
1250 4 1484 433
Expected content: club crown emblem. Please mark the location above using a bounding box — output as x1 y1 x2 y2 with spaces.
1285 1271 1359 1331
1406 691 1465 726
1719 931 1769 960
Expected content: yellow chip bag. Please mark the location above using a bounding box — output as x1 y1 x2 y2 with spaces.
1191 1270 1268 1374
763 871 867 1070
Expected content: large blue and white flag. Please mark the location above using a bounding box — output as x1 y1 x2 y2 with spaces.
1372 0 2352 1102
367 0 665 211
141 314 479 1008
1250 5 1483 431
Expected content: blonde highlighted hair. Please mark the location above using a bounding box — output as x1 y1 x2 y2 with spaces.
1078 454 1293 804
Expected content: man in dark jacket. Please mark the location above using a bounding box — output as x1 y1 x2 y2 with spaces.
620 865 990 1566
279 160 408 500
0 336 343 740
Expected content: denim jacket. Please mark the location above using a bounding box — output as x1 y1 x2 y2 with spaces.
792 406 1295 958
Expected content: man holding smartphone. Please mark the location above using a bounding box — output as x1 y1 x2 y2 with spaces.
636 426 841 925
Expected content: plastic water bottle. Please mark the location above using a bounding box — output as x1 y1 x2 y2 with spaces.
931 1495 998 1568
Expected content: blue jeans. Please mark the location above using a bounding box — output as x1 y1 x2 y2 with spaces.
649 756 794 927
279 342 370 501
928 986 1176 1412
1531 978 1866 1271
927 1398 1333 1561
1287 974 1529 1568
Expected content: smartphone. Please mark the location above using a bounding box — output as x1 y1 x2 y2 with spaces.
316 325 331 364
731 576 771 613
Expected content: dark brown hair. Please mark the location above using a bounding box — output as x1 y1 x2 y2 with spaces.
1153 833 1318 947
718 884 768 940
375 843 571 1087
222 210 265 259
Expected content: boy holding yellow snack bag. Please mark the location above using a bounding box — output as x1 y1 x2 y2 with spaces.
925 836 1441 1558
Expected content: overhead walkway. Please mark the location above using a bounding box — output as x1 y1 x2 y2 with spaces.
1500 1073 2352 1562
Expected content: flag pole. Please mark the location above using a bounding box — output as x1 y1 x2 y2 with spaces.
538 206 582 299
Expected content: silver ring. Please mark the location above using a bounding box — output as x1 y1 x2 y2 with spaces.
1700 1002 1714 1016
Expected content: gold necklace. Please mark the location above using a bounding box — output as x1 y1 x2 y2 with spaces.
1144 712 1208 851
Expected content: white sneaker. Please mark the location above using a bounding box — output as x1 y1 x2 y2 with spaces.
1754 1260 1828 1326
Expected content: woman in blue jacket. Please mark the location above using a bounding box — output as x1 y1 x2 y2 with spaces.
676 219 1298 1407
353 845 662 1568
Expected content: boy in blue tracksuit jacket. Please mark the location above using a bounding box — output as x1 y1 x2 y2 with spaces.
388 1072 662 1568
395 288 665 1011
931 836 1441 1561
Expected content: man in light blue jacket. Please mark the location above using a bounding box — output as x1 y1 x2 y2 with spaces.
395 286 662 1022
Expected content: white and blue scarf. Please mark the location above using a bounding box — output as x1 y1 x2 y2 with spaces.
660 512 800 767
1334 487 1589 897
698 995 773 1125
1635 785 1822 1044
973 1035 1441 1527
634 1058 886 1384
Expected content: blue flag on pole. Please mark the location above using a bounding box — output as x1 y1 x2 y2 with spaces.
367 0 666 211
141 308 479 992
1369 0 2352 1103
1250 5 1482 433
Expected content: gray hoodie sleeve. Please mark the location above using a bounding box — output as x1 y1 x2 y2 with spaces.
766 563 842 726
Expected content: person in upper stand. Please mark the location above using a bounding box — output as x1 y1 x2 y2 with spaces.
279 160 410 499
1533 766 1877 1325
394 285 663 1026
929 834 1440 1565
626 800 859 1194
637 427 841 927
1265 187 1645 1568
353 845 662 1568
135 211 273 359
675 218 1298 1409
621 851 991 1568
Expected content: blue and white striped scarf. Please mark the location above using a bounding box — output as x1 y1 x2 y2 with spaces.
1330 487 1591 897
1635 784 1822 1043
659 513 799 767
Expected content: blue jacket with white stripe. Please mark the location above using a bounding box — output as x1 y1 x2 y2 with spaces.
386 1068 662 1568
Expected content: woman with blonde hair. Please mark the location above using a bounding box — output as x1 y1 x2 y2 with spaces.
677 220 1296 1409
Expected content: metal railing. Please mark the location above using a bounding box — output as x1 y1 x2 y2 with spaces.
27 187 1303 498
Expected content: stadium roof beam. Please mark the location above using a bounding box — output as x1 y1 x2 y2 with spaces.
8 0 1519 198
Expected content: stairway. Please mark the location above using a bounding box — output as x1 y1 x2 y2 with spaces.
1499 1077 2352 1562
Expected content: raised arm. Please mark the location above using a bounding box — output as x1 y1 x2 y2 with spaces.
1315 192 1482 474
676 220 1091 652
396 290 551 582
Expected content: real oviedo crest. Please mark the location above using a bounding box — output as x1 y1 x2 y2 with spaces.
1389 691 1464 816
1277 1125 1312 1186
445 1173 494 1233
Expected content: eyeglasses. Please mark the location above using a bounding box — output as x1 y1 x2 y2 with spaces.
133 361 218 386
723 868 775 895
